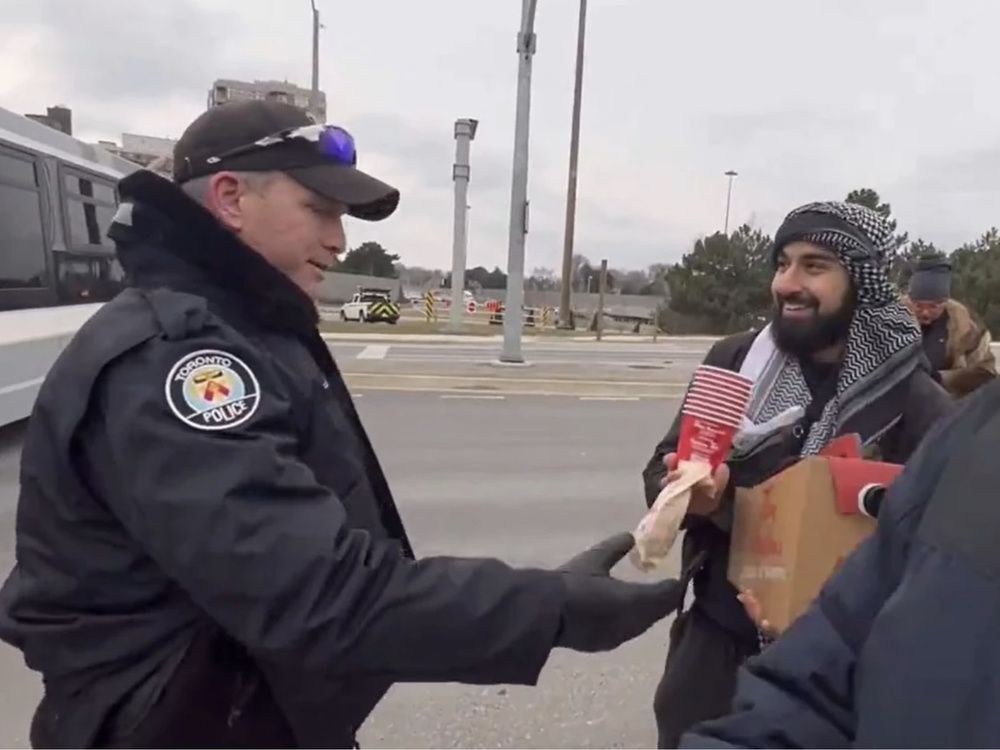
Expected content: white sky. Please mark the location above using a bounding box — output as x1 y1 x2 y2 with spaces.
3 0 998 271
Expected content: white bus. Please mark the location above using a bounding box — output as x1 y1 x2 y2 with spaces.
0 105 140 427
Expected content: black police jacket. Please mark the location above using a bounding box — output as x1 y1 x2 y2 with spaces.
0 171 566 747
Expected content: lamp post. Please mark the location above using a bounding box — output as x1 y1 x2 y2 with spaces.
500 0 539 363
724 170 738 235
450 119 478 333
309 0 321 122
557 0 589 330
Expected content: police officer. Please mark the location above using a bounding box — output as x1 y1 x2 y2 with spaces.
0 101 683 749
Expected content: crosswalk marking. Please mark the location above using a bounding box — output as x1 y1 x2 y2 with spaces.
357 345 390 360
440 394 506 401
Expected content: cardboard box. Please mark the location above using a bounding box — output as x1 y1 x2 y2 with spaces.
727 455 902 632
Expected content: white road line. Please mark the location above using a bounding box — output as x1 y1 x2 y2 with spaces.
356 345 390 360
347 386 680 398
384 355 691 368
346 372 688 388
440 394 506 401
578 396 641 402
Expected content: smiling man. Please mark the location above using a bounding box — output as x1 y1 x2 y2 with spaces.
641 201 954 748
0 101 688 748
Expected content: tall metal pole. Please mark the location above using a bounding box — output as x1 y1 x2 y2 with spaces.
596 258 607 341
310 0 321 121
450 119 478 333
500 0 539 364
558 0 588 330
724 169 738 235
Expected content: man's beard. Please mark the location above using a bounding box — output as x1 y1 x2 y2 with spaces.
771 288 857 358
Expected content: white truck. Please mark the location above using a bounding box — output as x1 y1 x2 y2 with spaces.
339 288 400 324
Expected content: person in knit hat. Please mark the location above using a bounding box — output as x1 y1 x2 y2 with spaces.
904 253 996 398
642 200 955 748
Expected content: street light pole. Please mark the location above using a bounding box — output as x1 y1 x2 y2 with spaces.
309 0 321 122
500 0 539 364
724 169 738 235
558 0 588 330
450 119 478 333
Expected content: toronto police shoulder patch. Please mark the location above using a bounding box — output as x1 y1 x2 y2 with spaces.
165 349 261 431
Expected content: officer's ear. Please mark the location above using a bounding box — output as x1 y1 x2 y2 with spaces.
205 172 249 231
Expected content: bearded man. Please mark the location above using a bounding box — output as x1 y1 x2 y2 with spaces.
641 201 955 748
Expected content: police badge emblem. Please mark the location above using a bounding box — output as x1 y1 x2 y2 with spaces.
165 349 261 431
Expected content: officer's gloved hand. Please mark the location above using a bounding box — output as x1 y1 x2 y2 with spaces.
554 532 683 653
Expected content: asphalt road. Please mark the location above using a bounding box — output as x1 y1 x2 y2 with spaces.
0 391 685 748
331 339 713 391
332 340 710 366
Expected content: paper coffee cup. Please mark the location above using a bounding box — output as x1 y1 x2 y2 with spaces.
693 365 754 391
684 388 751 417
681 399 745 428
676 366 754 468
677 413 739 468
691 366 753 386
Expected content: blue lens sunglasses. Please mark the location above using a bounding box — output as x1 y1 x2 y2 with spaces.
204 124 357 168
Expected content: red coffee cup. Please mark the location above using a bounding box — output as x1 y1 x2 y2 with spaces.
690 375 753 403
676 366 753 468
693 366 754 391
684 387 752 416
677 413 739 469
685 373 752 421
692 370 754 389
681 399 745 427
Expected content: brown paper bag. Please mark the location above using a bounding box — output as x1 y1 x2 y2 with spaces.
631 460 712 571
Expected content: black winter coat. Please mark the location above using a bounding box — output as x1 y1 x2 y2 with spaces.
0 172 566 747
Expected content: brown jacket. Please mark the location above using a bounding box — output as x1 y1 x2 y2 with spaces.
904 296 997 397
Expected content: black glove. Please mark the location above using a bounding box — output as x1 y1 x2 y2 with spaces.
554 532 684 653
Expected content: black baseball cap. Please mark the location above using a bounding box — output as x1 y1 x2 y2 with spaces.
172 100 399 221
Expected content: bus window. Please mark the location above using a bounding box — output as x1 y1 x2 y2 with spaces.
60 166 117 252
52 251 124 304
65 200 116 249
0 150 48 292
0 149 37 185
57 165 123 304
63 172 116 204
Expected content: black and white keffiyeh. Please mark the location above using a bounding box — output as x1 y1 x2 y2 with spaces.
733 201 923 457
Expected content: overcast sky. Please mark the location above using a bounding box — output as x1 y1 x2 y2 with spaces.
3 0 998 272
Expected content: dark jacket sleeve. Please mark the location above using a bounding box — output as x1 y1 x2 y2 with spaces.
680 403 962 749
642 410 683 506
885 369 956 464
82 330 566 686
642 334 755 507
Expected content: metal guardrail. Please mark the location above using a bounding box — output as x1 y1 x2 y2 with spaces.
316 302 1000 350
412 293 660 335
417 293 552 329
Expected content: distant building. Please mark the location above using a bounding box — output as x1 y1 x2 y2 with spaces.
95 133 176 177
25 105 72 136
208 78 326 123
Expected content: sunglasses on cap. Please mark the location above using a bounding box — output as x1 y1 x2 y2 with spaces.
203 124 358 169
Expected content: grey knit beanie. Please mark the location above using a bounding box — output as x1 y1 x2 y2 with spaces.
908 255 951 302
